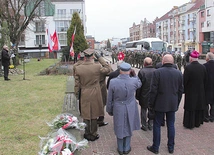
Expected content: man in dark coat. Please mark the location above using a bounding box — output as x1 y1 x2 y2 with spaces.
203 52 214 122
147 54 183 154
1 45 11 81
183 50 207 129
136 57 156 131
106 62 122 89
106 62 141 155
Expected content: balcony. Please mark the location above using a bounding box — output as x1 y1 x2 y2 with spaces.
164 32 168 36
34 27 46 33
34 40 47 46
189 28 196 32
164 23 168 28
179 39 184 43
54 14 73 20
189 18 194 22
180 20 185 25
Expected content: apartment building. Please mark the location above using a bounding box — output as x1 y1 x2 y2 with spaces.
129 18 156 41
198 0 214 53
155 0 204 52
19 0 86 58
129 23 140 41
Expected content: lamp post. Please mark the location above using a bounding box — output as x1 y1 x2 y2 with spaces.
39 44 42 59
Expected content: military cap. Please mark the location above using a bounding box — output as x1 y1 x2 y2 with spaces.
120 62 131 71
83 49 94 57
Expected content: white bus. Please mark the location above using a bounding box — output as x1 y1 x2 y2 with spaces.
126 38 168 52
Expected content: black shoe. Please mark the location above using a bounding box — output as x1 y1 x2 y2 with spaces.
168 149 174 154
148 124 153 130
210 119 214 122
117 149 123 155
141 126 147 131
90 134 100 141
4 78 11 81
147 146 159 154
204 118 209 122
83 134 91 141
123 147 131 154
98 122 108 127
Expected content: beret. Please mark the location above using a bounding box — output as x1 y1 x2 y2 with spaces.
120 62 131 71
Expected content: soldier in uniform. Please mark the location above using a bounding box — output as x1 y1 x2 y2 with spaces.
94 56 113 127
74 49 111 141
111 50 116 64
176 53 182 71
73 52 85 113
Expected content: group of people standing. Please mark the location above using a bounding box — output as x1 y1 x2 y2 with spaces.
73 48 214 155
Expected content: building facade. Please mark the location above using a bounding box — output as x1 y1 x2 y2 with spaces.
155 0 203 52
129 18 156 42
198 0 214 53
19 0 86 58
86 35 95 49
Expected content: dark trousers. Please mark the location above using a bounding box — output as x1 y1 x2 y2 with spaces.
83 119 98 137
205 104 214 121
152 111 175 151
3 65 9 79
141 107 152 128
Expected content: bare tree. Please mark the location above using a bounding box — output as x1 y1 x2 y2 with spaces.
0 0 45 50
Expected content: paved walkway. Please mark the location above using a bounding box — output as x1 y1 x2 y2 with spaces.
79 58 214 155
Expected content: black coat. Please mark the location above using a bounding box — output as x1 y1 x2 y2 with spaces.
149 63 183 112
204 60 214 105
136 66 156 108
1 49 10 66
106 69 120 89
183 61 207 110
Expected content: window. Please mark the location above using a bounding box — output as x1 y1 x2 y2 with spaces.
201 11 204 17
58 33 67 45
207 21 211 27
201 22 204 28
35 22 45 32
57 9 66 17
36 35 45 45
70 9 81 15
207 9 211 16
56 21 69 32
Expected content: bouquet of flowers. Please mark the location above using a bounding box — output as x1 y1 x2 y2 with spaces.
47 113 86 130
39 128 88 155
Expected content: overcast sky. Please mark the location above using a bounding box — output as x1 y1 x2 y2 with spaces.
85 0 190 41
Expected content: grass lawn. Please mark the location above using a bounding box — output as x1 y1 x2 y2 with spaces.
0 59 69 154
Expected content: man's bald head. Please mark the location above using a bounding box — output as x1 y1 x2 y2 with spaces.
144 57 153 66
162 54 174 64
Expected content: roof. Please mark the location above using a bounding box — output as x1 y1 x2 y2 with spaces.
155 9 174 22
187 0 205 13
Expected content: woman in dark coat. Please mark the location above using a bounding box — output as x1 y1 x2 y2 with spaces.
183 51 207 129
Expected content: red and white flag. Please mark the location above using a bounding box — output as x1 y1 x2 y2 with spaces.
47 28 53 52
70 26 76 56
52 30 61 51
47 27 61 52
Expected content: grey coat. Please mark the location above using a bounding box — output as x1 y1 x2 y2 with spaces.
106 74 142 139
